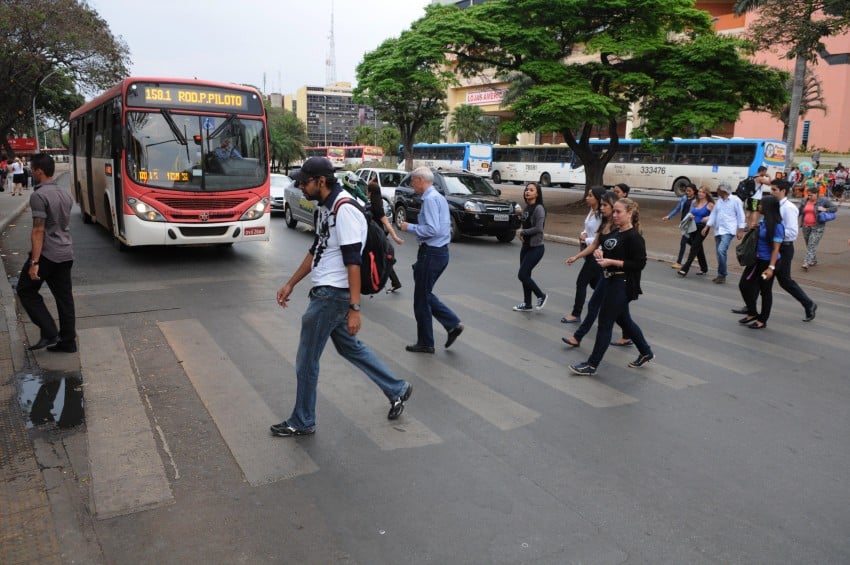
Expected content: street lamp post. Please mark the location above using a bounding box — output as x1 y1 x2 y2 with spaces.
32 68 60 154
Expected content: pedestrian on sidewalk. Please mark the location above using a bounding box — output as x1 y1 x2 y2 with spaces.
16 153 77 353
513 182 548 312
799 188 837 270
10 157 25 196
661 182 696 270
271 157 412 437
398 167 464 353
562 185 605 322
569 198 654 376
703 182 746 284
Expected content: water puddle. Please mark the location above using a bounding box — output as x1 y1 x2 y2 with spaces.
16 370 85 429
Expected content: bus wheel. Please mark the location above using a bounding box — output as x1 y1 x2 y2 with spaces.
284 205 297 229
672 177 691 197
491 171 502 184
539 173 551 187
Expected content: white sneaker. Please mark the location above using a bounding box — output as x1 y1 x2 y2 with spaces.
535 294 548 311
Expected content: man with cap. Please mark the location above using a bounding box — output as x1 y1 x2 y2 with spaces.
271 157 412 437
703 181 746 284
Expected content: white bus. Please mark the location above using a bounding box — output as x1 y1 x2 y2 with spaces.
490 144 575 186
569 137 787 196
400 142 493 177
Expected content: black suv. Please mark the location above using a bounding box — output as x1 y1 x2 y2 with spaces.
394 169 522 242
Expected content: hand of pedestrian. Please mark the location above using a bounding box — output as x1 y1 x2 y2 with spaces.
661 216 669 221
565 256 576 265
392 233 404 245
347 311 361 335
28 263 40 281
276 284 292 308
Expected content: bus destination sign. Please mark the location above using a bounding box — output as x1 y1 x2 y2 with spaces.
129 82 263 114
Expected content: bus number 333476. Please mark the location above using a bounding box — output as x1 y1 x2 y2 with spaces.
639 166 666 175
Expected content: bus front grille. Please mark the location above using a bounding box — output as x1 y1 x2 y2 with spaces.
157 197 247 210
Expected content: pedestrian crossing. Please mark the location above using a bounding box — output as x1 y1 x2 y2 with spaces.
72 286 847 518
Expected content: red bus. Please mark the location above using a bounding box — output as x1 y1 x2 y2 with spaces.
69 77 270 249
344 145 383 167
304 146 345 169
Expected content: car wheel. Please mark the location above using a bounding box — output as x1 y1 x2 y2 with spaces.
450 216 460 242
496 230 516 243
491 170 502 184
284 205 297 229
395 205 407 229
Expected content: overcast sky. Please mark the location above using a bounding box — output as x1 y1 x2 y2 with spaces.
89 0 432 95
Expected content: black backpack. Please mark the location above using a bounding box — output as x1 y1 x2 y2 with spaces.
333 197 396 295
735 177 756 200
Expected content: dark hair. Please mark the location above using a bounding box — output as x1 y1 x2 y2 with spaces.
599 190 619 232
30 153 55 177
760 194 782 244
588 185 606 217
367 179 380 197
615 183 631 196
771 178 791 194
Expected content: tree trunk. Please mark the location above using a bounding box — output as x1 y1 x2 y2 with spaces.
785 54 807 168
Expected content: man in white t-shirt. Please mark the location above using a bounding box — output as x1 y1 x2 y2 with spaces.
746 165 772 225
270 157 412 437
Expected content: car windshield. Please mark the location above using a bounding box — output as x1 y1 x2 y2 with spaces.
442 174 498 196
378 172 404 187
126 110 267 192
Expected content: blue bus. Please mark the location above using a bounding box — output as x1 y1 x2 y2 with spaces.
399 142 493 177
569 137 787 195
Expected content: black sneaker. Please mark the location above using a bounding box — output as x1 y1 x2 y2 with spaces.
569 362 597 376
445 323 464 348
628 353 655 368
512 303 533 312
270 421 315 437
803 303 817 322
388 383 412 420
535 294 548 311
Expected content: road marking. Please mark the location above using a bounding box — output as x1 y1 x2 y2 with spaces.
482 293 707 388
366 321 540 430
158 320 318 485
382 299 638 407
73 275 247 296
243 311 442 450
79 327 174 519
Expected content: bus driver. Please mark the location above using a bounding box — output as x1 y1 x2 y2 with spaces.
215 137 242 159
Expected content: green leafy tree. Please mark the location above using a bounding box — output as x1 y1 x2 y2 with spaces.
36 71 84 149
354 25 456 171
266 107 309 172
415 1 789 187
417 118 445 143
352 125 377 145
448 104 487 142
735 0 850 163
0 0 129 156
377 126 401 159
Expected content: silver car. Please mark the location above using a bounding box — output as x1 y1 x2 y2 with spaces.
283 172 392 230
270 173 292 213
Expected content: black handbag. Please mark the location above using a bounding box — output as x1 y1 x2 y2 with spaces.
735 228 758 266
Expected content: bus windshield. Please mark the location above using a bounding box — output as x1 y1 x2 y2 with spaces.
126 110 267 191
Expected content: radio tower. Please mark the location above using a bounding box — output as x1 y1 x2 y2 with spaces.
325 1 337 85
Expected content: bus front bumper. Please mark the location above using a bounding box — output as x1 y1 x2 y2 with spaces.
119 215 270 246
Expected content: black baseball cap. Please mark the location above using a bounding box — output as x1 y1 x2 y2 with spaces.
291 157 335 184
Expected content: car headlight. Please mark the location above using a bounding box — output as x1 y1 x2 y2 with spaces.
514 203 523 214
127 198 166 222
464 201 483 213
240 198 269 220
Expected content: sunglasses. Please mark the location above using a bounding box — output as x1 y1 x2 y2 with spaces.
293 177 317 189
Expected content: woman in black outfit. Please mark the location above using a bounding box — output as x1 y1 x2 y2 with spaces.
513 182 547 311
367 180 404 292
569 198 654 376
737 195 783 329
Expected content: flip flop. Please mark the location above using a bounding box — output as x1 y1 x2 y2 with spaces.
561 336 580 347
561 316 580 324
610 339 633 346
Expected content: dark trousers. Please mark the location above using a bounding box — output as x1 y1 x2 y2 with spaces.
681 224 708 273
571 252 601 318
17 256 76 343
413 245 461 347
675 234 690 264
574 274 629 343
776 242 813 310
587 278 652 368
739 259 776 323
387 263 401 289
518 244 545 305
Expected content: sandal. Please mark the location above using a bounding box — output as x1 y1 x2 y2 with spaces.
610 339 633 347
561 336 580 347
738 315 757 324
748 321 766 329
560 316 580 324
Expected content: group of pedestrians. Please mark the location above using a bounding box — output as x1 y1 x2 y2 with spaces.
2 155 33 195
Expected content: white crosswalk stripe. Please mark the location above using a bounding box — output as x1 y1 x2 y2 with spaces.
158 319 319 485
243 311 442 450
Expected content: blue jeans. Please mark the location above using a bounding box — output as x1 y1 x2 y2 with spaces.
413 245 461 347
715 233 734 277
587 277 652 368
288 285 408 430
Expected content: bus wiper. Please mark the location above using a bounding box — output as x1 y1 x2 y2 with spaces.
160 109 187 145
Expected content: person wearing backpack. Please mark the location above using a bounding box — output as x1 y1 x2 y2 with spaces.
743 166 771 225
398 167 464 353
270 157 412 437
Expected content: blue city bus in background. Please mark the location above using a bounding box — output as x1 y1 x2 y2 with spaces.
399 142 493 177
568 137 787 196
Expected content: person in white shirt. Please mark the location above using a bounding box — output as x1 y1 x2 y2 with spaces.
746 166 772 224
703 182 746 284
771 179 817 322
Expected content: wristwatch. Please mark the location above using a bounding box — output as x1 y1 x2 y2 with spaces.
349 304 361 311
768 265 775 270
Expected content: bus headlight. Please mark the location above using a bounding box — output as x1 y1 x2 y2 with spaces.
127 198 166 222
240 198 269 221
464 201 483 213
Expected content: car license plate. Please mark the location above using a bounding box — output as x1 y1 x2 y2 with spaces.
244 227 265 236
493 214 509 222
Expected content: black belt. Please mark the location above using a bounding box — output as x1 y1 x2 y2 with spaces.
781 241 795 246
603 270 626 278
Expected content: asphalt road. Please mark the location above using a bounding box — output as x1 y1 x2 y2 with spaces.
2 175 849 564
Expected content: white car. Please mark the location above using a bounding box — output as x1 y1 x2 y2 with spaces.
283 171 392 230
356 167 406 206
270 173 292 213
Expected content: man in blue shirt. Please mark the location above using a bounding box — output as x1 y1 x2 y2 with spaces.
399 167 464 353
214 137 242 160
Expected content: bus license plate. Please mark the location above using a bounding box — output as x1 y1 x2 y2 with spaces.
493 214 509 222
244 227 265 236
